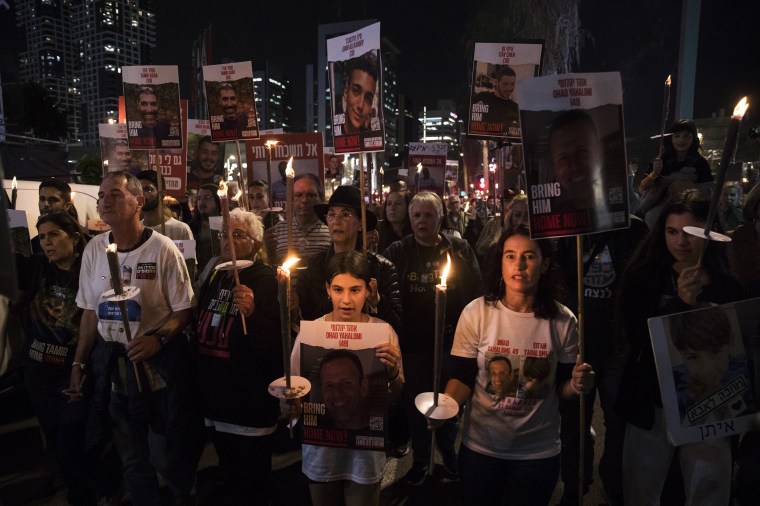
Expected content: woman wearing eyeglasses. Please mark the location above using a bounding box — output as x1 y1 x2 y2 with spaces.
195 208 283 505
17 211 118 504
297 185 402 336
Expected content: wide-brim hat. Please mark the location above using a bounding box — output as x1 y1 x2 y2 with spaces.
314 185 378 231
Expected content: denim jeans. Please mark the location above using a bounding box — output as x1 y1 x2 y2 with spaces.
459 443 560 506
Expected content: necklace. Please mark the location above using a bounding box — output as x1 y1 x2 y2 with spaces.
414 237 440 270
295 219 323 250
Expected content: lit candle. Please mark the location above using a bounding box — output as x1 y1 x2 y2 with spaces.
285 157 295 257
218 180 247 335
278 257 300 389
11 177 17 210
704 97 750 235
433 254 452 407
106 243 144 391
106 243 124 295
416 163 422 193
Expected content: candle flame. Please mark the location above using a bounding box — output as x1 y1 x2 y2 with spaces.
70 191 76 200
285 157 295 178
12 177 17 189
732 97 749 120
106 243 117 253
232 189 243 202
265 140 279 149
665 75 671 86
416 162 422 174
281 256 300 274
217 180 227 198
441 253 452 287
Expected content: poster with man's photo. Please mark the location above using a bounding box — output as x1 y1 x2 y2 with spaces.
327 22 384 154
8 209 31 257
294 320 391 451
514 72 629 238
649 299 760 446
407 142 448 195
99 123 138 174
122 66 183 150
244 133 324 209
203 62 259 142
186 119 225 190
468 41 544 141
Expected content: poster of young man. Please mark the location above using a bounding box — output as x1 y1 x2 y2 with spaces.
99 123 137 174
122 65 183 150
244 133 324 209
468 41 544 141
649 300 759 446
203 61 259 142
292 320 392 450
514 72 629 238
327 22 384 154
186 119 225 190
8 209 31 257
407 142 448 195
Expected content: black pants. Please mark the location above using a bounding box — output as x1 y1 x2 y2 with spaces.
210 429 275 506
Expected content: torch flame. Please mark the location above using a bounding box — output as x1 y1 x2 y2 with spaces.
217 180 227 198
106 243 117 253
665 75 671 86
732 97 750 120
285 156 295 178
416 162 423 174
281 256 300 274
265 139 279 149
441 253 452 287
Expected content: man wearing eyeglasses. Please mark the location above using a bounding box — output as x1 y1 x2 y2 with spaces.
264 173 331 265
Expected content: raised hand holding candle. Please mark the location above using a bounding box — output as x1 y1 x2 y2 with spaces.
218 180 247 334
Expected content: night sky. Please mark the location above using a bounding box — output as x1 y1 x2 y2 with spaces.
2 0 758 139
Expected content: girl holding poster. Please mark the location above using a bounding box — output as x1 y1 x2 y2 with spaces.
616 190 742 505
284 251 402 506
435 226 594 506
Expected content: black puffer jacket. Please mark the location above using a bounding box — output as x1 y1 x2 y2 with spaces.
297 246 403 338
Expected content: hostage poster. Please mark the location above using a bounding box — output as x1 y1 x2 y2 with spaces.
99 123 138 174
186 119 225 190
514 72 629 238
468 41 544 141
244 133 324 209
122 66 183 150
203 61 259 142
327 22 385 154
649 299 760 446
293 320 392 451
407 142 448 195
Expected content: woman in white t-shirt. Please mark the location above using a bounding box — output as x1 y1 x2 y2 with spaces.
283 251 403 506
437 226 594 505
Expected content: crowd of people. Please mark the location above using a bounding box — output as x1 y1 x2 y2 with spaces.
4 126 760 505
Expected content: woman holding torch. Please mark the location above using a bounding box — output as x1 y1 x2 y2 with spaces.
434 226 594 505
195 208 282 505
616 190 741 505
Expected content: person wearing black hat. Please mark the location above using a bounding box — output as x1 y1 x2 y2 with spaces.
297 185 402 336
